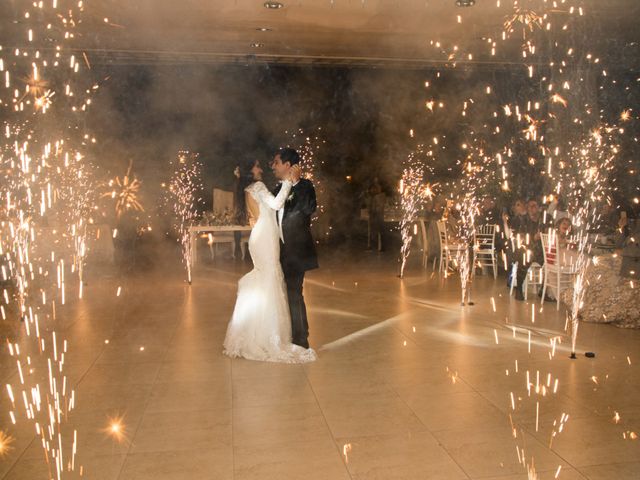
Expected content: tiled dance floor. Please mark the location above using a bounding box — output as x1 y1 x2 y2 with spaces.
1 249 638 479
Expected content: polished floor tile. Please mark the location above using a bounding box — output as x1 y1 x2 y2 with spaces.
145 379 233 413
232 401 332 449
234 437 350 480
432 425 568 478
336 432 468 480
578 462 640 479
119 448 233 480
130 408 232 454
6 454 127 480
2 251 638 479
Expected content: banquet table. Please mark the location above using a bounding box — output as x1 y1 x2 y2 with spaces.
188 225 252 266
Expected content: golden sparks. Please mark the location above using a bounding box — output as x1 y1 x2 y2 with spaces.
620 109 632 122
503 7 544 38
551 93 568 107
103 161 144 219
0 431 15 457
103 416 127 443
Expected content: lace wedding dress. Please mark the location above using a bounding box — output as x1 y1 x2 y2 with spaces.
223 180 317 363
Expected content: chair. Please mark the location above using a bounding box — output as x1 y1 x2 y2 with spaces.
205 233 232 260
436 220 466 274
540 233 578 310
474 224 497 279
509 261 543 300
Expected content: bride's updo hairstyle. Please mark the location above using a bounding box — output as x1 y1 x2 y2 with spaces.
235 158 258 225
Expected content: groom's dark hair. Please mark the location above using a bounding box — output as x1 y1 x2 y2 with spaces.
277 147 301 166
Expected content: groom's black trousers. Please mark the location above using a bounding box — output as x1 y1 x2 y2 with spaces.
283 268 309 349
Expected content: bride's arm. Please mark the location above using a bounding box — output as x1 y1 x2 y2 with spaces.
255 180 292 211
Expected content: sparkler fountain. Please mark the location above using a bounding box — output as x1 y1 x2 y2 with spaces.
398 145 435 278
1 0 101 477
554 126 618 358
455 166 479 306
165 151 203 285
453 135 501 306
56 149 97 299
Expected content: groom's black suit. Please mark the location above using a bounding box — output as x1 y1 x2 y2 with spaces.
274 178 318 348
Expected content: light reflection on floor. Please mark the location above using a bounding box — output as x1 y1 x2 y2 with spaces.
1 250 638 479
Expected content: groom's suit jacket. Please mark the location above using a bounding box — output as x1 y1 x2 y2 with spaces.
274 178 319 273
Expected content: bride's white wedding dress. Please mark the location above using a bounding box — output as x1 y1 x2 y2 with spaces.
223 180 317 363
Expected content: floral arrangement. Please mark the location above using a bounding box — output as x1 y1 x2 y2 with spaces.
199 208 236 226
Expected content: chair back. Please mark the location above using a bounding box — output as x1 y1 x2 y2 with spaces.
418 219 428 252
436 220 448 247
475 224 496 251
540 232 557 265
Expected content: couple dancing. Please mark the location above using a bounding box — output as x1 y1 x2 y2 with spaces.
223 148 318 363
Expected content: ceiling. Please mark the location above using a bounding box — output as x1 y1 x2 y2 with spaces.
1 0 638 68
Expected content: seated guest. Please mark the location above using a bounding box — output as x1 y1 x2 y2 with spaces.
543 216 572 259
443 200 461 241
422 198 443 262
502 199 526 285
556 216 572 250
616 214 640 279
545 195 559 221
546 196 569 225
596 203 624 235
513 199 547 300
499 199 526 266
478 196 501 226
503 199 527 235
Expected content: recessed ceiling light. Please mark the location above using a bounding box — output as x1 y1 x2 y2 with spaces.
250 42 264 48
456 0 476 6
264 1 283 9
256 27 272 32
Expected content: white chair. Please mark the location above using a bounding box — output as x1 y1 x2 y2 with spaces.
207 232 235 260
540 233 577 310
474 224 497 279
436 220 466 274
510 261 543 300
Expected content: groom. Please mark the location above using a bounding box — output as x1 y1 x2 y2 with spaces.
271 148 319 349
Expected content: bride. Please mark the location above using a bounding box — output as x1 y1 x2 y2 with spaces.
223 158 317 363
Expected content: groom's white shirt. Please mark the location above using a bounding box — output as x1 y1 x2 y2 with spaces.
278 179 299 243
